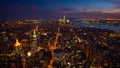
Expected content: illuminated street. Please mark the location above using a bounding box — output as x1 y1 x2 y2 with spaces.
0 19 120 68
0 0 120 68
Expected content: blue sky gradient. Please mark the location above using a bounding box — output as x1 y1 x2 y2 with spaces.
0 0 120 19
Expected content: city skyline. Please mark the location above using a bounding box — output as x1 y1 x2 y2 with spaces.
0 0 120 19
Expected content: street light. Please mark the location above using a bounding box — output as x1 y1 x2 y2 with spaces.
27 51 32 57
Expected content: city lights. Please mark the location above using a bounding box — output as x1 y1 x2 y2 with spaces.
0 0 120 68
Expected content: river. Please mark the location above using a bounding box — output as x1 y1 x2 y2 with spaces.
71 19 120 31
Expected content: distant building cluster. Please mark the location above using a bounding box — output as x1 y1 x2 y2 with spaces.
0 18 119 68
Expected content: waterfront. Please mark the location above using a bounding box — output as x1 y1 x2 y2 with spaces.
71 19 120 31
1 0 120 68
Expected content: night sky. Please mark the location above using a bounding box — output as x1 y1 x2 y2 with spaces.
0 0 120 19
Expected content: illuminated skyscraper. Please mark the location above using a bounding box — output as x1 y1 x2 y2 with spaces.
14 38 21 54
14 38 20 47
30 30 38 55
63 14 66 22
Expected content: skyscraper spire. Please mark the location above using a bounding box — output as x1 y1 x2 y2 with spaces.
14 38 21 55
33 30 37 38
63 14 66 22
14 38 20 47
30 29 38 55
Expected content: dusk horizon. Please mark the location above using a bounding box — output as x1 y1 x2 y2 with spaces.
0 0 120 20
0 0 120 68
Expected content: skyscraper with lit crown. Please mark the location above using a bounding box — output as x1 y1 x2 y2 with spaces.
14 38 21 55
30 30 38 55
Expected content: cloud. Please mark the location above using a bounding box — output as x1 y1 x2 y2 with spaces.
57 7 120 14
105 0 120 4
68 11 120 18
101 9 120 13
0 5 120 19
56 7 120 18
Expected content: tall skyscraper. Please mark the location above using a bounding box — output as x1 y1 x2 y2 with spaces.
63 14 66 23
30 30 38 56
14 38 21 54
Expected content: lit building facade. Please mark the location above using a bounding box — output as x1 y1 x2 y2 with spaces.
30 30 38 56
